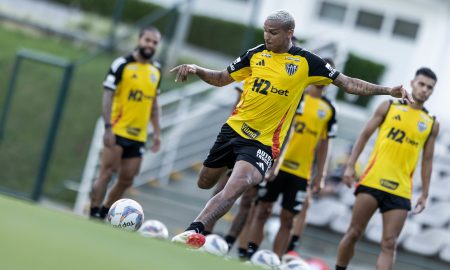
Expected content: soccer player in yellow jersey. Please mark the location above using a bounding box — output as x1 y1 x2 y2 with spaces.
335 68 439 270
170 9 413 248
245 58 337 258
89 26 162 219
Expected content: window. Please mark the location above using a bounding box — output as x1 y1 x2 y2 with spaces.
318 1 347 23
393 19 419 40
355 10 384 31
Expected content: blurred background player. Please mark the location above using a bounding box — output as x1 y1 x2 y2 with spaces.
335 68 439 270
89 26 162 219
245 58 338 259
169 9 412 248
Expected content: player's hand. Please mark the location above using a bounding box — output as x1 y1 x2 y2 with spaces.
265 167 277 182
389 85 415 103
103 129 115 148
343 165 356 188
311 175 323 194
170 64 198 83
412 194 427 215
150 135 161 153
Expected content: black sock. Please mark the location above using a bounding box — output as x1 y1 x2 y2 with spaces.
287 235 300 252
90 207 100 217
224 235 236 250
202 230 211 236
99 206 110 219
186 221 205 234
237 248 247 260
336 265 347 270
247 242 259 259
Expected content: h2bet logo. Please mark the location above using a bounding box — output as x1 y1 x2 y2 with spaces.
252 78 289 96
386 127 419 147
128 89 153 102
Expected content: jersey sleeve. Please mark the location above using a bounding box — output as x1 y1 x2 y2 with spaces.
103 57 127 91
325 101 338 139
305 51 340 86
226 44 264 81
153 61 162 95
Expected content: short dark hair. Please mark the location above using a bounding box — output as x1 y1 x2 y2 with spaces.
323 57 335 68
415 67 437 82
139 26 160 37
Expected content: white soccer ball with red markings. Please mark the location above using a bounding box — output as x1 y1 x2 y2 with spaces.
107 199 144 231
279 259 312 270
202 234 229 256
250 249 281 269
138 219 169 239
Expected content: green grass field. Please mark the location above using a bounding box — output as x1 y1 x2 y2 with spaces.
0 194 255 270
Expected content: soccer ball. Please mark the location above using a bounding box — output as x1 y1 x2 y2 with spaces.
107 198 144 231
279 259 312 270
201 234 229 256
250 249 281 269
138 219 169 239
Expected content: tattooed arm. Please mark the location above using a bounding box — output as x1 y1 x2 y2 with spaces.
170 64 234 87
333 73 414 102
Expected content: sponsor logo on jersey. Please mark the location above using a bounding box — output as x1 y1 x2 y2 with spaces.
126 127 141 136
127 65 138 70
418 121 427 132
241 122 260 139
380 179 399 190
317 109 326 119
255 59 265 66
285 63 298 76
285 56 300 62
261 53 272 58
325 63 337 78
283 160 299 170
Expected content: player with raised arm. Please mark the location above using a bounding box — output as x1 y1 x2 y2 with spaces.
169 9 413 248
89 26 162 219
335 68 439 270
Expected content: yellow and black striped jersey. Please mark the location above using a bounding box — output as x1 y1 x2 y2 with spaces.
103 55 161 142
359 100 435 199
226 44 339 158
281 94 337 179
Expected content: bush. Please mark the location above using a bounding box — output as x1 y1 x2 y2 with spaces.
336 53 386 107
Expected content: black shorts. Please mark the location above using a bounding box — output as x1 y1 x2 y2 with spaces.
115 135 145 159
355 185 411 213
258 170 308 214
203 123 273 178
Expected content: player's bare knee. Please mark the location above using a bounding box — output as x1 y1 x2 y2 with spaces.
197 175 215 189
280 215 294 229
381 235 397 252
256 206 272 221
347 226 364 241
118 178 133 189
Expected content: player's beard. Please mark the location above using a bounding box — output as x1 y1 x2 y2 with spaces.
138 47 154 60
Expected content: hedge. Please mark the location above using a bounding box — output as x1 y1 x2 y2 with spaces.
336 53 386 107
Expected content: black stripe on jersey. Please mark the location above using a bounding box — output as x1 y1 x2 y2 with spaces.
289 46 340 81
104 55 135 91
227 44 266 74
152 60 162 94
321 96 338 138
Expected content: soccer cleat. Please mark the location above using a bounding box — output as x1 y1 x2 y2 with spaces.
281 250 301 264
171 230 205 249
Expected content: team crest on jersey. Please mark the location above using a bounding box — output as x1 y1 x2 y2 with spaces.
285 63 298 76
150 73 157 83
317 109 326 119
417 121 427 132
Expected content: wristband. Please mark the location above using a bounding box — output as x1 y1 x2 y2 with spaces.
104 123 112 129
